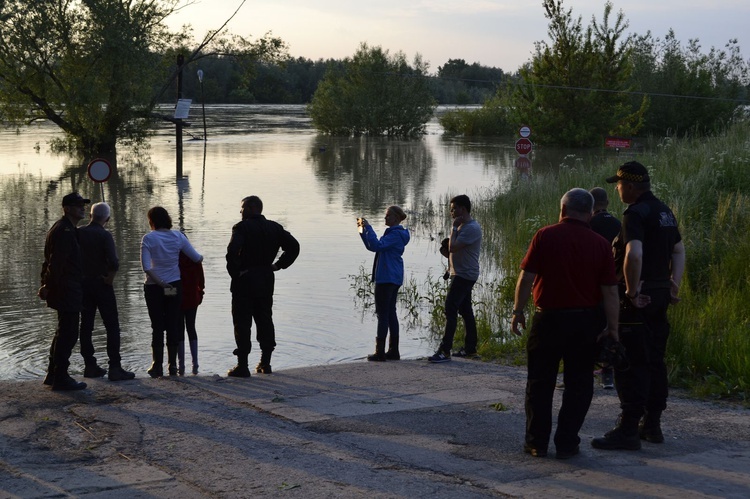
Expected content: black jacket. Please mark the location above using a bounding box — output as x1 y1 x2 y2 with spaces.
226 214 300 296
41 216 84 311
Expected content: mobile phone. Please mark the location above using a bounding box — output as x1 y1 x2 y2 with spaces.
164 287 177 296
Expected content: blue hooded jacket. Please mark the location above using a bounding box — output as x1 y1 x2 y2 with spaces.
359 225 410 285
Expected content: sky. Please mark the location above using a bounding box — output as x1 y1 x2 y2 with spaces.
166 0 750 72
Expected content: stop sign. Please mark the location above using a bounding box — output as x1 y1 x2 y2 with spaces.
515 138 533 155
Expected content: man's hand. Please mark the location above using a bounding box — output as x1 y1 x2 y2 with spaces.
597 327 619 343
37 286 48 300
511 311 526 336
627 292 651 308
670 279 681 304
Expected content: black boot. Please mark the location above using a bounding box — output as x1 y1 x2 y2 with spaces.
228 349 251 377
385 335 400 360
148 343 164 378
43 360 55 386
256 350 272 374
51 369 87 391
591 414 642 450
639 410 664 443
167 344 178 376
108 361 135 381
189 339 199 375
367 338 386 362
83 358 107 378
177 341 186 376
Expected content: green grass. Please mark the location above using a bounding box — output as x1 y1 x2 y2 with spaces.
474 121 750 402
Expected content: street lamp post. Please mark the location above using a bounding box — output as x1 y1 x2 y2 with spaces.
197 69 207 141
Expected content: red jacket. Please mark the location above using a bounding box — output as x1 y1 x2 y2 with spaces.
179 252 205 310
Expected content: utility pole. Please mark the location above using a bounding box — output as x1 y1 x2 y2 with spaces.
176 54 184 178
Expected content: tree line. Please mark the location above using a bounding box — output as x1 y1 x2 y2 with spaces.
163 55 507 106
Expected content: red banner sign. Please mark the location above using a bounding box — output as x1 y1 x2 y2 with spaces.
605 137 632 149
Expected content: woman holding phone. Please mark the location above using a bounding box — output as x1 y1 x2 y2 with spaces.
140 206 203 377
357 205 410 361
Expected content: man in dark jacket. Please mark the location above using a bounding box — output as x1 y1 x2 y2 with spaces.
226 196 300 377
592 161 685 450
39 192 89 391
78 202 135 382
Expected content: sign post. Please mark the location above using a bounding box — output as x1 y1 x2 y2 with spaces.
515 125 533 175
87 158 112 202
515 137 533 156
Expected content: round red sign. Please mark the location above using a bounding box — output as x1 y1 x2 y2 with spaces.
515 138 533 156
87 158 112 183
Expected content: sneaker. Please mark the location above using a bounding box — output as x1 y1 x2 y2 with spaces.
255 362 272 374
601 368 614 389
555 446 580 459
427 351 451 363
227 365 251 378
453 348 480 359
591 427 642 450
108 366 136 381
52 374 87 391
83 364 107 378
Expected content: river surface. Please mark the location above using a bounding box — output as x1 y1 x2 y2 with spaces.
0 105 581 380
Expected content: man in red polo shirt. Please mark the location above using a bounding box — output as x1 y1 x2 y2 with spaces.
512 188 619 459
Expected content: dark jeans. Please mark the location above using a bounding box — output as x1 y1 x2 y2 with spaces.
615 288 671 419
231 292 275 359
438 276 477 354
374 283 400 342
144 281 183 349
80 278 121 365
49 310 80 375
525 307 604 451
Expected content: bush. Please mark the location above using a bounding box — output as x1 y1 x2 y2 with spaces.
307 43 436 137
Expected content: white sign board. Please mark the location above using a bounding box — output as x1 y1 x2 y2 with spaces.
174 99 192 120
519 125 532 138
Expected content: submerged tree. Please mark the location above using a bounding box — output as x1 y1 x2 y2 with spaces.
308 43 436 137
509 0 646 146
0 0 286 154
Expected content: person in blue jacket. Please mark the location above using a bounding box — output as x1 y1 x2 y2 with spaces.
358 205 410 361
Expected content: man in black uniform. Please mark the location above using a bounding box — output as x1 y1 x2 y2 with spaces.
39 192 89 391
226 196 300 377
592 161 685 450
78 202 135 382
589 187 622 389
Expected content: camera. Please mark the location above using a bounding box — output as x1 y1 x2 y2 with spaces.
596 336 629 371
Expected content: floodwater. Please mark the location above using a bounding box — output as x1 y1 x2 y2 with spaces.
0 105 560 380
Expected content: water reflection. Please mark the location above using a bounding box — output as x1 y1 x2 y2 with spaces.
308 136 434 214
